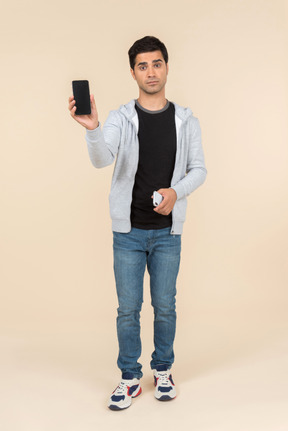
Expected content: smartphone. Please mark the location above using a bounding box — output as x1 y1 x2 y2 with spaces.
153 191 163 207
72 80 91 115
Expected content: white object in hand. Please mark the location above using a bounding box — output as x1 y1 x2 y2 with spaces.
153 191 163 207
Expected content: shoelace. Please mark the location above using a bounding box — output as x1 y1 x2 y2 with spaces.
156 371 171 386
114 380 130 395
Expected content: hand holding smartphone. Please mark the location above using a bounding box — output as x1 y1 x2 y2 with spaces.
68 80 99 130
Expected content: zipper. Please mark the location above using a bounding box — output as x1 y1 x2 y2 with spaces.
171 114 184 234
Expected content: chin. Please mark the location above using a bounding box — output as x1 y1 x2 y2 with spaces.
144 87 161 95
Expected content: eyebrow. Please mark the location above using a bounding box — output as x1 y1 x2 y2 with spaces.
137 59 163 66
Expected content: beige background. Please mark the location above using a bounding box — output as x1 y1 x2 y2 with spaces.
1 0 288 429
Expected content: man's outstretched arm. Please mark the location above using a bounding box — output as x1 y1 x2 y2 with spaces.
68 94 120 168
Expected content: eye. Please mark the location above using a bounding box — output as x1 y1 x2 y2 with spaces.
139 66 147 71
154 63 161 68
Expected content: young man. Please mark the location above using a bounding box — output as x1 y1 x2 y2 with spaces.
68 36 207 410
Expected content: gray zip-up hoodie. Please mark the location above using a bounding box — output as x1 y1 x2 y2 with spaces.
85 99 207 234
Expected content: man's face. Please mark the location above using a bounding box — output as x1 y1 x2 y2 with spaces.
130 50 169 95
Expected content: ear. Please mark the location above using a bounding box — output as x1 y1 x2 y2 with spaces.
130 68 136 80
166 63 169 75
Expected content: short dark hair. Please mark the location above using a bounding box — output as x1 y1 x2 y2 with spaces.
128 36 169 70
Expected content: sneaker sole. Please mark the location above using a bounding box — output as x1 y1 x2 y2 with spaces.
156 394 176 401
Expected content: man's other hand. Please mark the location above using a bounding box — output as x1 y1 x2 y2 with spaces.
152 188 177 215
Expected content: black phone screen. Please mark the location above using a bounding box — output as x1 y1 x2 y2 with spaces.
72 80 91 115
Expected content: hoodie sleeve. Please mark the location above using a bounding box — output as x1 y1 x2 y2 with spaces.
85 110 121 168
171 117 207 199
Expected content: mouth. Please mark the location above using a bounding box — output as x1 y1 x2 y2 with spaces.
147 81 158 85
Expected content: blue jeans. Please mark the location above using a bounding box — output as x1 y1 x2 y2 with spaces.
113 227 181 379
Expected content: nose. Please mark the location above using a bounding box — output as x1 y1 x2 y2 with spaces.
147 65 156 78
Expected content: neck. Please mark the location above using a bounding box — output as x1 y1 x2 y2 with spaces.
137 91 167 111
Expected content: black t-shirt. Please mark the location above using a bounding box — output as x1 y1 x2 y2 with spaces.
130 100 177 229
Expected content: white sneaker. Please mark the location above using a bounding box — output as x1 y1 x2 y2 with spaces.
154 370 176 401
108 377 142 410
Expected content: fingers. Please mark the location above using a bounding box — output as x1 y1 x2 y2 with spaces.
68 94 97 117
68 95 75 108
70 106 77 117
153 188 176 215
154 189 166 211
70 103 77 118
154 206 171 216
68 96 76 114
68 94 99 130
154 199 170 215
153 189 165 212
